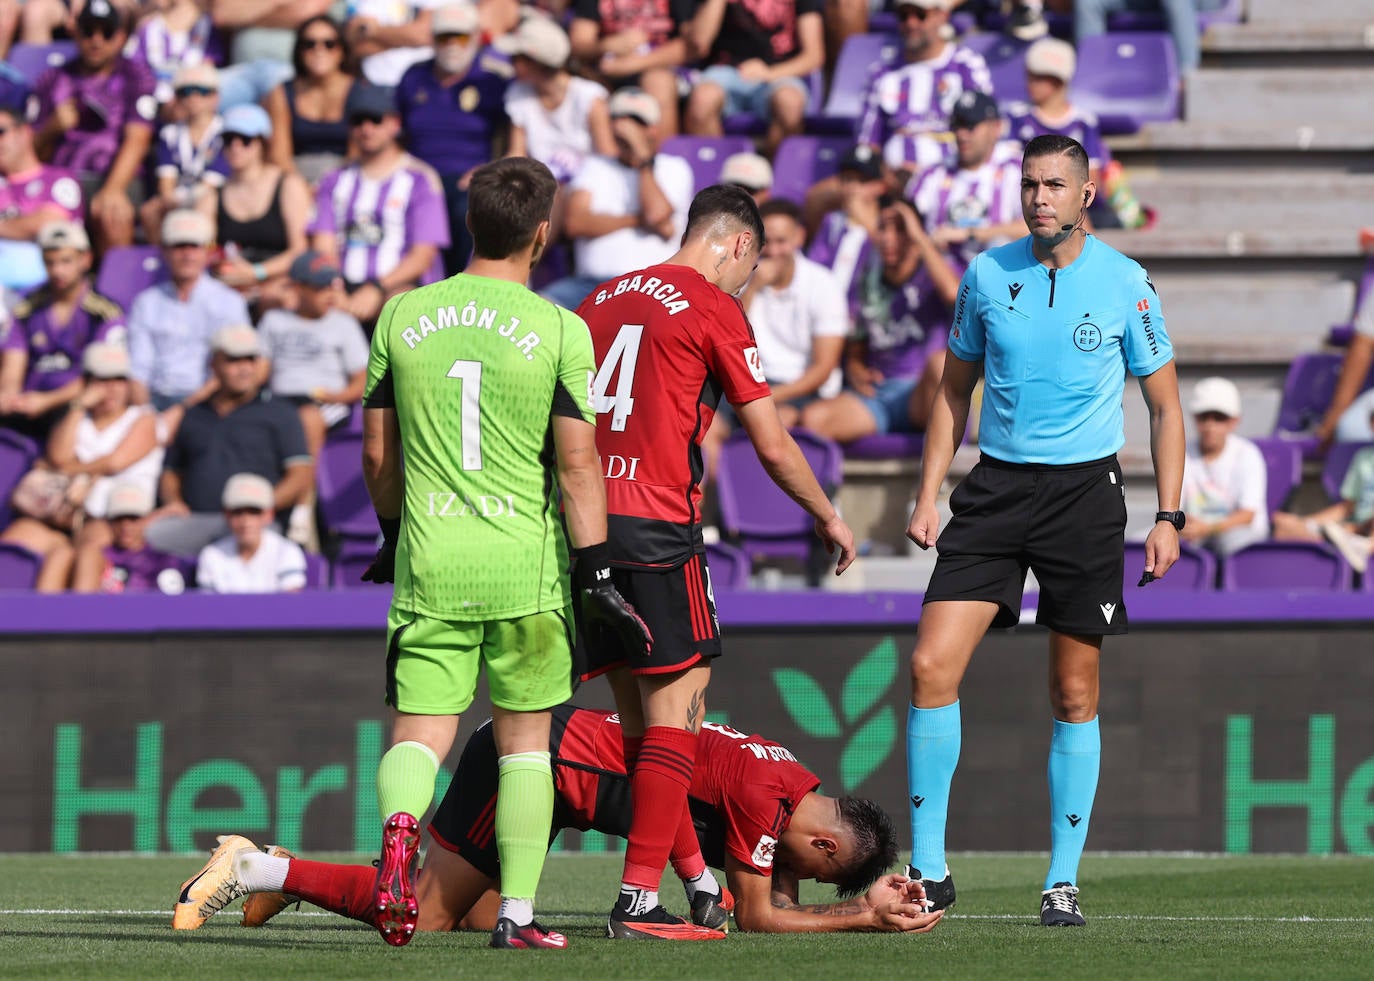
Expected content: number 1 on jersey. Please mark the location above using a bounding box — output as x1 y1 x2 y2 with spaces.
591 323 644 432
446 358 482 470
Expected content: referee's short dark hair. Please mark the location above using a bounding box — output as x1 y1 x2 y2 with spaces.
466 157 559 260
682 184 766 251
833 796 899 899
1023 134 1090 182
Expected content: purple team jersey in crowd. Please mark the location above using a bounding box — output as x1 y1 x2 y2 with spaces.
807 210 873 296
308 157 451 286
0 164 84 222
126 14 216 103
1 285 124 391
100 544 185 593
1005 103 1110 170
908 156 1022 271
848 254 949 379
856 45 993 148
36 57 158 175
394 53 511 177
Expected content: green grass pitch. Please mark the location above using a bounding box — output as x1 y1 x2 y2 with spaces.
2 853 1371 980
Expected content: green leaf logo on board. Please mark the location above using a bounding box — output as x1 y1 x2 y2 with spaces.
772 637 898 792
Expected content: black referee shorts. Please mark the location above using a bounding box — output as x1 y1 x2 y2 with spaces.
924 454 1128 636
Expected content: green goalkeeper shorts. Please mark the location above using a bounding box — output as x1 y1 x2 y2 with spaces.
384 605 576 714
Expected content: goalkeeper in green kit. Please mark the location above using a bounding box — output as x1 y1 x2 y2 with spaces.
356 156 651 951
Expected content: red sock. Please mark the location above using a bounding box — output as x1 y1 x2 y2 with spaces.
282 859 379 925
622 725 698 889
621 733 643 773
669 797 706 881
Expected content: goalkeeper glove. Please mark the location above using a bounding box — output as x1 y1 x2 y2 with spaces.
361 515 400 584
573 542 652 658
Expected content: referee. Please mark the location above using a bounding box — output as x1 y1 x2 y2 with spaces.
902 135 1185 927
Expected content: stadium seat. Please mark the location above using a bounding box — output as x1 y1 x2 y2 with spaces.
1320 441 1374 503
1124 540 1215 591
1072 32 1181 135
704 540 751 589
842 432 925 461
316 432 381 541
331 537 389 589
723 70 825 136
959 32 1031 109
0 541 41 590
1219 541 1352 591
819 32 900 127
1106 0 1243 32
0 428 39 532
303 553 329 589
715 428 842 585
1272 353 1374 460
1250 437 1302 514
659 136 754 194
4 41 76 83
94 246 168 313
770 135 851 205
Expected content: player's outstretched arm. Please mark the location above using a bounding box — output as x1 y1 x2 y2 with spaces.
735 395 857 574
725 858 939 933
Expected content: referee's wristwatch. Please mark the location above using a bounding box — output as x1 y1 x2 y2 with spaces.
1155 510 1186 531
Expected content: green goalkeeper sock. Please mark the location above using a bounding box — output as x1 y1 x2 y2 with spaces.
495 751 555 901
376 740 440 820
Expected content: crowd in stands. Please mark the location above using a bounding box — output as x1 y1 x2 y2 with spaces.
0 0 1367 594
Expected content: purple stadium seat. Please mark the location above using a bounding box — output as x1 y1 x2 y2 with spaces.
1072 32 1180 135
959 33 1031 109
723 70 825 136
94 246 168 313
1321 441 1374 503
316 432 381 540
771 135 851 205
1272 353 1374 460
843 432 924 461
5 41 76 83
659 136 754 194
302 553 329 589
1250 437 1302 515
1124 540 1215 591
1220 541 1352 591
1106 0 1243 32
820 32 900 124
715 428 842 580
0 428 39 532
704 540 751 589
0 542 41 589
331 536 388 588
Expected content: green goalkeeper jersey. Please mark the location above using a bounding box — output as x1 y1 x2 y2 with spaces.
364 274 597 621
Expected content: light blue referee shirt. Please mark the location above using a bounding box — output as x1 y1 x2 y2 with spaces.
949 234 1173 465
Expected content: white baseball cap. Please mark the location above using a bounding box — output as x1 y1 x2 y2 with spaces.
720 152 773 191
1189 377 1242 419
608 87 660 127
495 15 570 69
432 2 479 36
1025 37 1076 83
82 342 131 379
211 324 262 358
222 473 275 511
106 481 154 519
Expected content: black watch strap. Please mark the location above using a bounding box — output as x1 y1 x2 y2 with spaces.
1155 510 1186 531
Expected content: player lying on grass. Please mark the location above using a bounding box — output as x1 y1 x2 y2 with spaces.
174 706 943 939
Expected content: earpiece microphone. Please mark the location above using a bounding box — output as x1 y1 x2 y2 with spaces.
1060 192 1090 232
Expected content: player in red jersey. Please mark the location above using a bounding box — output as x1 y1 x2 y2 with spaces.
573 184 858 939
173 706 943 936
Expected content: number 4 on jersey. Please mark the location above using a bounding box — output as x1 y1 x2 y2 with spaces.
591 324 644 432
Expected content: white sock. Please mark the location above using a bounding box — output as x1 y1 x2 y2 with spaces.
619 885 658 915
498 897 534 926
683 868 720 900
233 850 289 892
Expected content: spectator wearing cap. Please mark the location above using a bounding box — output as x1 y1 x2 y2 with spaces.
263 16 363 185
719 151 772 203
541 87 693 310
0 341 161 592
800 194 958 442
140 62 228 244
568 0 695 136
909 90 1023 272
70 479 186 594
147 324 313 557
346 0 447 88
0 76 85 292
1177 376 1268 559
125 0 217 108
33 0 158 253
309 83 450 323
0 221 124 442
213 103 312 310
807 146 885 295
126 209 252 423
683 0 823 153
395 2 513 276
502 15 614 187
195 472 308 593
258 249 369 459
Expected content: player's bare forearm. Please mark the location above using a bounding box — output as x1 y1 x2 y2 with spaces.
916 355 979 506
552 415 608 549
1140 362 1184 511
737 397 836 522
1321 334 1374 433
362 407 404 518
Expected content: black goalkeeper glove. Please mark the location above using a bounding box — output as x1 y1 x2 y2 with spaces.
361 515 400 584
573 542 652 658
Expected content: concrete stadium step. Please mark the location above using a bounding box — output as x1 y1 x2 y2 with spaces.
1245 0 1373 24
1206 20 1374 54
1110 121 1374 153
1094 228 1362 260
1183 68 1374 130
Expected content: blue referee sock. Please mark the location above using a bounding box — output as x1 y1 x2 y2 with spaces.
906 701 961 877
1045 716 1101 890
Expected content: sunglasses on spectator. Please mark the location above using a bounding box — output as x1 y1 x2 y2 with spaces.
350 113 386 127
223 354 259 363
176 85 215 98
223 132 258 146
79 23 119 40
1194 411 1233 423
434 32 473 43
898 6 934 21
301 37 340 50
227 507 266 516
